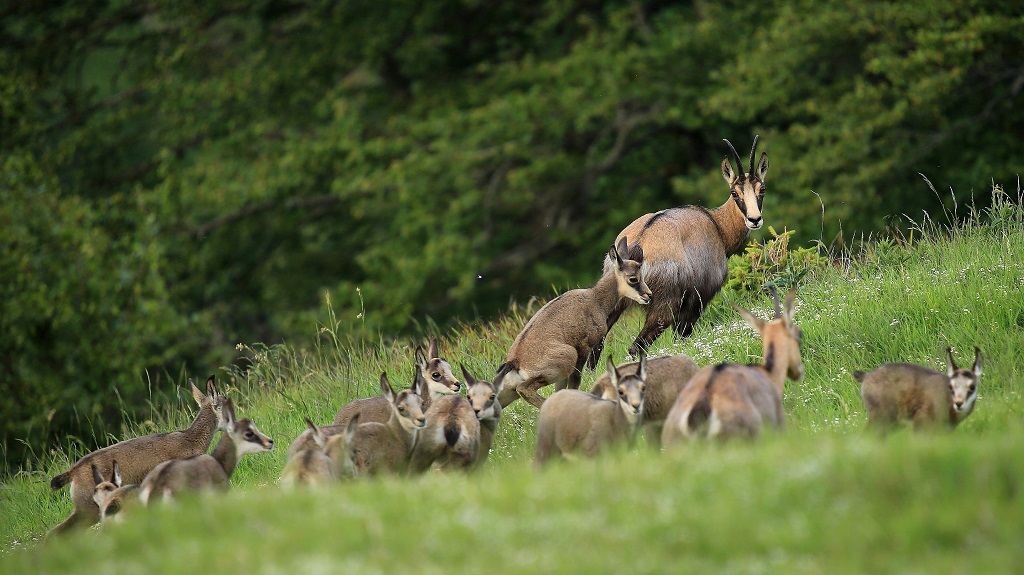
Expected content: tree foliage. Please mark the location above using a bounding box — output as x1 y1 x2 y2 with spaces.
2 0 1022 471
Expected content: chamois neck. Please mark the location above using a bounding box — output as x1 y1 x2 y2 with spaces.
709 199 751 256
186 403 218 447
387 411 419 455
591 270 624 313
211 433 240 478
762 341 787 396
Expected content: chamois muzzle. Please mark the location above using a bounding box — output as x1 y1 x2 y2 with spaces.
746 215 763 230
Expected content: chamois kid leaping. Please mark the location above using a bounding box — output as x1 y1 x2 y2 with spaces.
602 136 769 357
855 347 982 431
661 287 803 444
496 237 651 408
46 377 224 537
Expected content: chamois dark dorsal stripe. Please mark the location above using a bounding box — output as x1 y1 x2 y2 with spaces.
639 209 670 235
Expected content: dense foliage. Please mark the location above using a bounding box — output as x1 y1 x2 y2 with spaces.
2 0 1022 471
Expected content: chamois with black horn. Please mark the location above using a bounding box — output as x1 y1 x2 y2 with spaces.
602 136 768 357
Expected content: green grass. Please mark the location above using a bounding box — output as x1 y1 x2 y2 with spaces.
2 185 1023 572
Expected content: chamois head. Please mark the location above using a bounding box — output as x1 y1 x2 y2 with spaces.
610 236 651 305
734 286 803 382
415 339 460 396
606 353 646 418
946 346 982 417
382 371 427 432
463 365 502 421
722 135 769 231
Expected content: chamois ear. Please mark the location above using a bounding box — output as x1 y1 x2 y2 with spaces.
606 356 619 386
721 156 736 184
428 338 440 360
460 365 478 387
612 236 629 266
221 397 238 433
112 461 122 487
345 412 361 439
734 303 766 334
205 375 219 402
92 463 104 485
414 346 428 371
305 418 325 448
755 151 769 181
972 347 983 376
189 379 204 405
379 373 396 402
945 347 958 378
411 364 429 398
637 349 648 381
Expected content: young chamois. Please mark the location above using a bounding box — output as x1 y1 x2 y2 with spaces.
280 415 360 488
47 377 223 537
138 397 273 504
350 371 427 476
534 355 647 465
661 288 803 444
91 461 139 526
601 136 769 357
286 342 452 458
409 365 505 472
334 340 459 426
496 236 651 409
855 347 982 431
464 366 503 467
590 350 699 447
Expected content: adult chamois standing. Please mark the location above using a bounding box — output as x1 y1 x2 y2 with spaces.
602 136 769 357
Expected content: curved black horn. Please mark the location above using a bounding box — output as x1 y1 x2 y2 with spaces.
723 138 744 175
748 134 760 175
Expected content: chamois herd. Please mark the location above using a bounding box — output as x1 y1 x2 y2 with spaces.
45 136 984 538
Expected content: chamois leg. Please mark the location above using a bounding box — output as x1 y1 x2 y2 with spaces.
587 299 630 371
628 300 674 357
671 287 709 340
517 375 551 409
557 357 587 391
497 383 521 408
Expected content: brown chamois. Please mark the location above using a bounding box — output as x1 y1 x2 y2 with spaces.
855 347 982 431
350 371 427 476
601 136 768 357
280 415 360 488
496 236 651 409
463 366 503 467
138 397 273 504
661 287 803 444
91 461 139 526
333 339 459 426
590 350 699 447
46 377 223 537
534 355 647 466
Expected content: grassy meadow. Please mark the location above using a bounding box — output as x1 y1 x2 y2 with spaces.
2 186 1022 573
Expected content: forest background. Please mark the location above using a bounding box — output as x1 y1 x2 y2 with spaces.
1 0 1022 474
